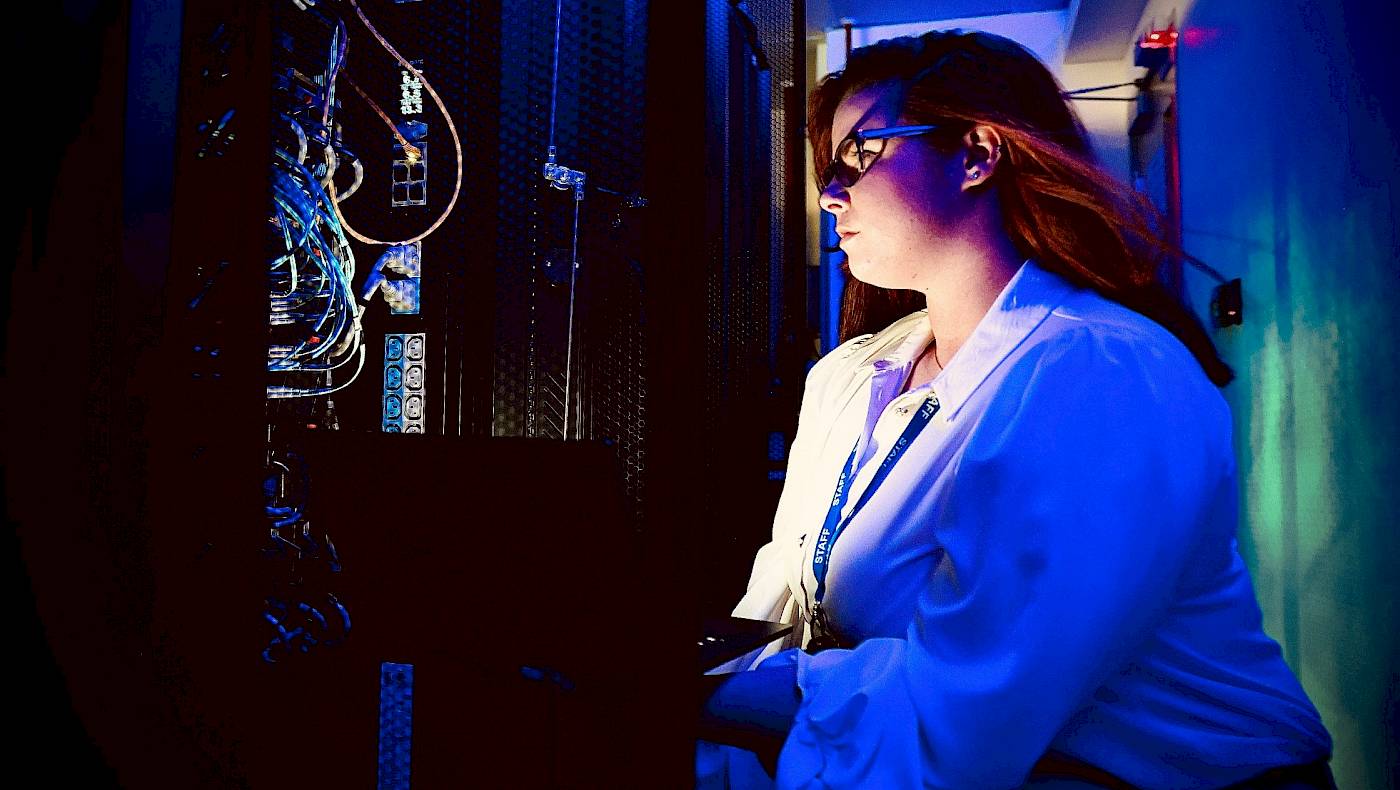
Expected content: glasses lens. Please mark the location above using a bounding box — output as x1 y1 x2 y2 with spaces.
823 135 885 190
819 158 846 191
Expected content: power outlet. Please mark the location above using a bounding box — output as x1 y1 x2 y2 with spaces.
1211 278 1243 327
383 333 426 433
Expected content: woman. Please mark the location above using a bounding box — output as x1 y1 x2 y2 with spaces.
697 30 1333 789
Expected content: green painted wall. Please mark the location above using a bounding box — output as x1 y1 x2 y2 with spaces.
1179 1 1399 787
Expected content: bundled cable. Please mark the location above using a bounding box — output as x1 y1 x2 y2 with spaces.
270 0 465 399
268 12 367 399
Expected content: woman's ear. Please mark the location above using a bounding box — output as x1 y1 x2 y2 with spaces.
961 124 1005 191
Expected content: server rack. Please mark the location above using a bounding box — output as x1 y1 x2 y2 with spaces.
10 0 807 785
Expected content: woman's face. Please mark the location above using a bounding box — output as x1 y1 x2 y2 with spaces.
820 82 972 291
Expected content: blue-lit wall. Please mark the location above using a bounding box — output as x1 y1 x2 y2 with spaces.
1178 2 1399 787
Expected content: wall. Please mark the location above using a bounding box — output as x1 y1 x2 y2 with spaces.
1178 1 1400 786
1051 0 1400 784
824 8 1072 73
1059 58 1131 181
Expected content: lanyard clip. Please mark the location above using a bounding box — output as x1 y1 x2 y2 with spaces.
806 603 845 653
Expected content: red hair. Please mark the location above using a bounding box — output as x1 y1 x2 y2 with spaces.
809 31 1233 386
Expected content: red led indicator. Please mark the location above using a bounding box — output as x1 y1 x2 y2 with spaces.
1140 23 1179 49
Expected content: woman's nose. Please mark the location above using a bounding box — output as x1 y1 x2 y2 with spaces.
820 182 848 214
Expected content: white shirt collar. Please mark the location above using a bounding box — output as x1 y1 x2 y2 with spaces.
866 259 1077 422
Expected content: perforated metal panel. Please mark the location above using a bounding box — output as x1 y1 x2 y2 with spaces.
702 0 805 430
748 0 806 373
697 0 809 612
494 0 649 510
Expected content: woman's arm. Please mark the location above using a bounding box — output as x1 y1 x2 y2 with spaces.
698 662 801 774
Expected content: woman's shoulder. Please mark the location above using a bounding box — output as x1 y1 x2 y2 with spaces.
963 301 1236 485
1013 289 1233 440
805 309 928 390
1039 288 1207 379
822 309 927 366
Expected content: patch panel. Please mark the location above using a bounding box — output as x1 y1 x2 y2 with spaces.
390 141 427 207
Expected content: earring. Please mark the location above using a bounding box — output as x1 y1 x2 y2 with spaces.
970 170 980 179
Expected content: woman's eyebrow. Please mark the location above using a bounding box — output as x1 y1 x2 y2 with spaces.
833 113 876 143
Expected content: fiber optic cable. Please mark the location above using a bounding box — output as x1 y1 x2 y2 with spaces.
332 0 463 247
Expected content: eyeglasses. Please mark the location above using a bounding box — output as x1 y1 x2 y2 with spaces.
819 124 943 191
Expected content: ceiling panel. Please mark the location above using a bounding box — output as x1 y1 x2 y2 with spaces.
1064 0 1150 62
805 0 1070 39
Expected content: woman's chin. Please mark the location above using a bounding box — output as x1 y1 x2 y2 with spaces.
846 257 872 284
847 258 898 290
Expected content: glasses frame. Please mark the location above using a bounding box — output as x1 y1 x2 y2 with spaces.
820 124 943 192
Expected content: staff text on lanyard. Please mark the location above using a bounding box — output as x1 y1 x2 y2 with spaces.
811 392 941 605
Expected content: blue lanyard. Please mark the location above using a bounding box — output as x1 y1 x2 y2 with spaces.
811 392 941 603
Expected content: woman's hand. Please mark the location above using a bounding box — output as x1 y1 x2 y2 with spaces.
698 662 801 777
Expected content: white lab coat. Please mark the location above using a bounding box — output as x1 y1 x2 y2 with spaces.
698 259 1329 788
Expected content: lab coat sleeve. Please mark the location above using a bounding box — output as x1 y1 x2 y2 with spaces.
776 326 1234 789
711 351 842 675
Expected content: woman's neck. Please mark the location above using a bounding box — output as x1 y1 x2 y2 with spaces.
916 230 1024 372
900 342 944 395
